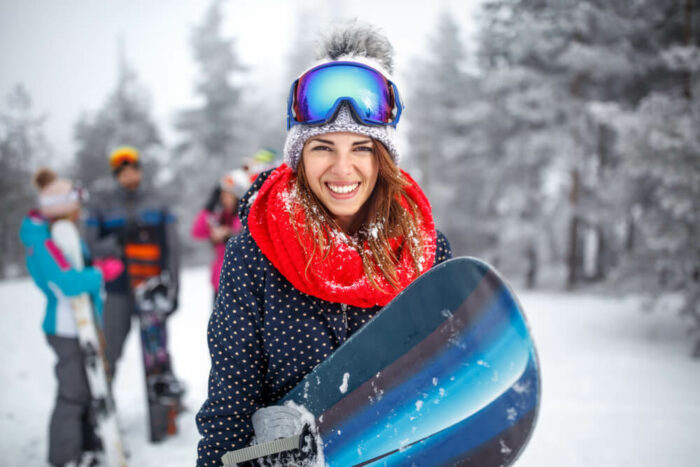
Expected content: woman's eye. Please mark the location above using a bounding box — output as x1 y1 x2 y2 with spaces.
355 146 373 152
310 145 331 151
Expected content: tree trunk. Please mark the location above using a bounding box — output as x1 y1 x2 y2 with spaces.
683 0 694 100
0 223 6 279
625 212 636 252
566 168 581 289
594 226 607 281
525 245 538 289
566 73 585 290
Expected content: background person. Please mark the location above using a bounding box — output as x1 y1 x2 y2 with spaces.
241 147 279 183
190 169 248 296
84 146 182 393
20 168 121 467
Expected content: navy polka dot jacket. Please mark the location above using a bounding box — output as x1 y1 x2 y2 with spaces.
196 169 453 466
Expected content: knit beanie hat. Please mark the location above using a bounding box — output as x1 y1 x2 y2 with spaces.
245 148 279 178
283 23 401 171
220 168 251 198
251 148 278 165
33 168 82 219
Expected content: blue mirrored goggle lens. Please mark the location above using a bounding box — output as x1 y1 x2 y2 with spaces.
292 63 395 125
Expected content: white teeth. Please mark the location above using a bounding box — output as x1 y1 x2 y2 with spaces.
327 183 359 194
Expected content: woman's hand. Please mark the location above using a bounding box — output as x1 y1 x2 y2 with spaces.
210 225 233 244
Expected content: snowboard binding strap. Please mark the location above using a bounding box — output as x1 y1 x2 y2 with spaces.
221 434 300 466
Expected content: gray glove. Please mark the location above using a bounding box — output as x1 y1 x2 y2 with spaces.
221 405 319 466
252 406 305 443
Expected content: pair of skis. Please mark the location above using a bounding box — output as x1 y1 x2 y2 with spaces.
51 220 128 467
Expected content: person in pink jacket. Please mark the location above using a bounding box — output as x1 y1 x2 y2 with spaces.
191 169 248 295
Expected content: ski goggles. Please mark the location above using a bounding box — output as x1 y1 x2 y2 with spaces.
287 61 403 130
39 184 89 209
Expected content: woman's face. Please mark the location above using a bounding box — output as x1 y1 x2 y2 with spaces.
301 132 379 231
220 190 237 212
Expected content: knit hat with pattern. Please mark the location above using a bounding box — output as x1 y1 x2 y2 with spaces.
283 23 401 171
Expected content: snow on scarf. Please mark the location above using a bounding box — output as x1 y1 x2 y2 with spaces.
248 164 437 308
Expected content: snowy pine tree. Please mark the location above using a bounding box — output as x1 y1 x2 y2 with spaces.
474 0 581 285
172 0 253 263
474 0 662 287
604 92 699 351
174 0 247 171
407 12 491 258
589 0 700 353
0 85 52 277
286 8 319 83
72 54 163 192
473 0 699 349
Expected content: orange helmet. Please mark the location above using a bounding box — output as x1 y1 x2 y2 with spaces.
109 146 140 172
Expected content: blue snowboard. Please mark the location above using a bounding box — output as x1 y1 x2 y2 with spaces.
280 256 541 466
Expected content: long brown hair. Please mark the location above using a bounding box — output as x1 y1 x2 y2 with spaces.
294 139 425 292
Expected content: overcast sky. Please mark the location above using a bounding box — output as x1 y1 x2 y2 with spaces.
0 0 482 161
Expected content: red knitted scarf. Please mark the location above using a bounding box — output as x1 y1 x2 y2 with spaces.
248 164 437 308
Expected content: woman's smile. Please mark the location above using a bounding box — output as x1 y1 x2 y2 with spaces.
326 181 360 196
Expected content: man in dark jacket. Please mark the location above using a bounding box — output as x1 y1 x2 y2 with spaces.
85 146 182 391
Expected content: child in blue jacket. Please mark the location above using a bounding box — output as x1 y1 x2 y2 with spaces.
20 168 121 467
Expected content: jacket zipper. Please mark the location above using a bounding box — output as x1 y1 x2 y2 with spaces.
341 303 348 330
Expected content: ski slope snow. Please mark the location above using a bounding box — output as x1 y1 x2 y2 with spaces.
0 266 698 466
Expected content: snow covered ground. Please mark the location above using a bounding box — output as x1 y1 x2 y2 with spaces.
1 266 698 466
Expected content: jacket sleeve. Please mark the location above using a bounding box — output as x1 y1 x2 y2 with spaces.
84 203 123 260
434 230 453 266
42 238 104 297
163 206 180 293
191 209 213 240
196 233 267 466
81 239 105 321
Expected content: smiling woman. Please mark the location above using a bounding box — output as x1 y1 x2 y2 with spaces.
195 22 453 467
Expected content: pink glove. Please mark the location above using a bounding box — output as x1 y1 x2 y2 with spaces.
94 257 124 282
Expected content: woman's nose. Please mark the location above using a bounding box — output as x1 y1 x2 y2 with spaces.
331 150 353 175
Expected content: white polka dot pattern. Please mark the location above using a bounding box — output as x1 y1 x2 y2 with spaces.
195 170 453 466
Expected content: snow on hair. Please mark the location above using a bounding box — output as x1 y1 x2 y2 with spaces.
317 21 395 74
